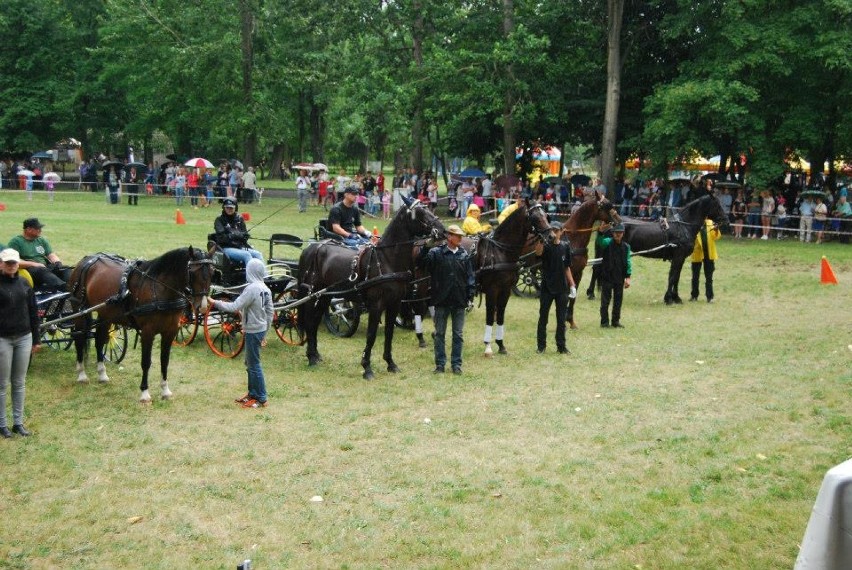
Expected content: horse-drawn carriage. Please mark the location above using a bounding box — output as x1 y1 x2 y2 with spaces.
183 233 306 358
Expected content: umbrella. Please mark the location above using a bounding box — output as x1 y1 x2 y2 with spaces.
31 151 53 160
459 167 487 179
17 169 35 177
494 174 520 191
185 157 214 169
124 161 147 170
569 174 591 187
292 162 318 172
801 189 828 199
42 172 61 182
313 162 329 171
101 160 124 169
542 176 563 185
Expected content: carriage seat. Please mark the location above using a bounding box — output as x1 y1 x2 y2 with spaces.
208 233 247 287
315 219 343 242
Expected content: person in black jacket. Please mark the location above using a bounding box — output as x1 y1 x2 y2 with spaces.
213 197 263 265
596 222 632 328
535 222 576 354
417 225 476 375
0 249 40 438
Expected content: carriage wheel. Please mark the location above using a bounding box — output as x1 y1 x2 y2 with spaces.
513 265 541 298
273 290 306 346
204 306 245 358
41 323 74 351
323 298 360 338
102 324 128 364
172 303 199 347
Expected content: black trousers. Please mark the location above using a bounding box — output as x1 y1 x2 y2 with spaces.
600 281 624 325
537 289 568 350
28 265 70 291
690 259 715 300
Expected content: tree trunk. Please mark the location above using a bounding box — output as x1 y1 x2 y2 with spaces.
501 0 516 176
310 98 324 163
268 143 289 180
239 0 255 167
411 0 425 172
600 0 625 199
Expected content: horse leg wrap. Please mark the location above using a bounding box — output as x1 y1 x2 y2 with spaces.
96 361 110 383
414 315 423 334
484 325 493 343
76 362 89 383
161 380 172 399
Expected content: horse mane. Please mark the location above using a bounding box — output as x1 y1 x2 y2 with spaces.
139 246 195 276
379 203 412 243
492 203 527 240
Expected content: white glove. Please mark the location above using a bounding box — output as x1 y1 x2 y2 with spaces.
569 286 577 299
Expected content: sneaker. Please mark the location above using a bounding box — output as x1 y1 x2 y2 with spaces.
234 393 251 404
434 366 445 374
241 398 267 408
601 322 610 328
557 347 570 354
452 367 462 375
536 346 546 354
761 235 768 240
12 424 31 437
611 323 624 328
0 427 11 439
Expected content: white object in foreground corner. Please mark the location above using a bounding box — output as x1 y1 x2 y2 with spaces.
310 495 323 503
795 457 852 569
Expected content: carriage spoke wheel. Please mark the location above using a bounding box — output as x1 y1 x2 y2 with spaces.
323 298 361 338
273 290 306 346
204 306 245 358
101 324 128 364
172 303 199 347
513 265 541 298
41 323 74 351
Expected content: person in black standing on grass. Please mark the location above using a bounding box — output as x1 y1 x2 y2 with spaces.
596 222 632 328
535 222 576 354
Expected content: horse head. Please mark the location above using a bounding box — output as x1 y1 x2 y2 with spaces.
527 202 552 242
186 246 214 313
597 195 621 224
697 194 729 227
407 200 446 241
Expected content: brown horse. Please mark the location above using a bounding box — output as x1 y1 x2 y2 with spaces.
68 247 213 402
465 202 551 355
562 195 620 328
297 201 445 380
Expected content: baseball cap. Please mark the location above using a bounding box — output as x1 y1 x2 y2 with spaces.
24 217 44 229
343 186 359 195
222 198 237 208
447 225 464 237
0 248 21 263
612 223 625 232
549 221 563 231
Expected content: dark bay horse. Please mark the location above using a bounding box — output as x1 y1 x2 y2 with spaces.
621 194 728 304
562 195 620 328
465 202 550 356
68 247 213 402
297 201 445 379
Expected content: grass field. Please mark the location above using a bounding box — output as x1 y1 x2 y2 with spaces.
1 189 851 569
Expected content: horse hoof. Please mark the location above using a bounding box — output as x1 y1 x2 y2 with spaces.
161 392 172 400
98 375 110 383
569 323 579 330
363 370 374 381
418 339 428 349
387 364 400 373
308 358 319 367
139 390 152 404
76 376 89 384
673 298 683 305
498 347 508 355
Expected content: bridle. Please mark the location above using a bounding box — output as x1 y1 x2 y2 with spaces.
185 257 214 300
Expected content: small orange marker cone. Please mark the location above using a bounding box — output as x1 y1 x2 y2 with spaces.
175 209 186 225
0 203 6 211
241 212 251 221
373 225 379 237
820 256 838 285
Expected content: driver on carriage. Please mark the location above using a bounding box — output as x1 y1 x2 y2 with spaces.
462 203 492 235
213 197 264 266
7 218 71 291
328 186 376 248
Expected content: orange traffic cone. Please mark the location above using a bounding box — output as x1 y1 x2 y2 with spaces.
820 256 838 285
372 225 379 237
241 212 251 221
175 209 186 225
0 202 6 211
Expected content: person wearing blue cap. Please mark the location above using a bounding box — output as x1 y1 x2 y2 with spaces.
596 221 632 328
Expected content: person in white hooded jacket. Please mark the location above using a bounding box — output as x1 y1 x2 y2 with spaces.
207 259 274 408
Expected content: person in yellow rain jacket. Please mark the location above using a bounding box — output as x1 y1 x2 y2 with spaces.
690 218 721 303
462 203 492 235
